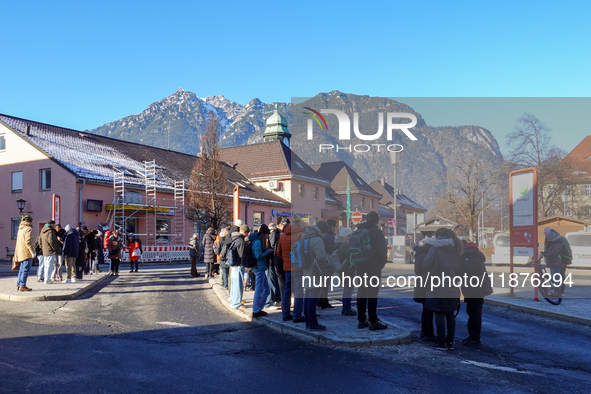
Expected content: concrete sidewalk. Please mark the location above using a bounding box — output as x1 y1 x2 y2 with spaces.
0 263 110 301
484 287 591 326
207 274 412 347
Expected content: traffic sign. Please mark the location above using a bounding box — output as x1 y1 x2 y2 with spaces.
351 211 363 223
388 218 396 227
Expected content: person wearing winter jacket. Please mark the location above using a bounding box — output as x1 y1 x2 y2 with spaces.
202 227 217 279
63 225 80 283
413 240 434 341
214 227 231 289
458 240 493 346
276 217 305 323
249 228 273 318
422 228 463 350
76 227 88 280
94 231 104 274
318 219 337 309
128 234 142 273
356 211 388 331
264 223 281 308
107 230 122 276
83 226 95 275
543 229 569 295
301 224 332 331
51 224 66 281
229 225 249 309
335 226 356 316
14 215 36 292
40 220 59 285
188 233 201 278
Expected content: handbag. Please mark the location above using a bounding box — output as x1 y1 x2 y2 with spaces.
11 260 21 271
132 248 141 257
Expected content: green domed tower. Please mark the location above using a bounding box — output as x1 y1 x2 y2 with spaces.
262 104 291 147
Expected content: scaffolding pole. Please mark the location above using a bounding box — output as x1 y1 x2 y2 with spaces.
145 160 157 245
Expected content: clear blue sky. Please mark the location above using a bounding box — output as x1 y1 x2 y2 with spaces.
1 1 589 153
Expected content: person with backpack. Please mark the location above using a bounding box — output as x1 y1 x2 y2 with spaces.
458 240 493 347
247 226 274 318
188 233 201 278
353 211 388 331
318 219 337 309
300 222 333 331
229 225 249 308
543 227 572 296
422 228 463 350
543 228 570 296
335 226 356 316
202 227 217 279
413 238 435 341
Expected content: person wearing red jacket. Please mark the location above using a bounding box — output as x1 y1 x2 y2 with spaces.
128 234 142 273
276 214 305 323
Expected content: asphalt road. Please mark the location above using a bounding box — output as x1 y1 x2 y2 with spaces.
1 264 590 393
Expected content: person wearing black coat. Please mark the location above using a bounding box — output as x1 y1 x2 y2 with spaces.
62 226 79 282
202 227 217 279
413 241 435 341
356 212 388 330
76 228 88 280
83 226 95 275
94 232 104 273
422 228 462 350
458 241 493 346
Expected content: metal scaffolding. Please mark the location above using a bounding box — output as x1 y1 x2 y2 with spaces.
106 160 185 247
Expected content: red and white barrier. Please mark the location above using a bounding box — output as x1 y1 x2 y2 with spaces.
104 245 189 264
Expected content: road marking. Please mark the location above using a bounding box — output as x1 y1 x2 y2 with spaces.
155 321 189 327
461 360 540 375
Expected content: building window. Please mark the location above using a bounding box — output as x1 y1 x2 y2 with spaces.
361 197 365 208
313 187 318 200
0 134 5 151
156 219 169 242
253 212 263 225
11 218 20 239
12 171 22 193
40 168 51 190
124 190 142 204
298 184 304 198
586 205 591 217
586 185 591 196
370 199 374 209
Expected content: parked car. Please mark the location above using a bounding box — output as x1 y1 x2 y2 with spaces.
491 233 531 266
564 232 591 268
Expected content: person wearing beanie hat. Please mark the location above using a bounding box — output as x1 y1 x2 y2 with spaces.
355 210 388 331
14 215 36 291
291 214 304 231
240 224 250 233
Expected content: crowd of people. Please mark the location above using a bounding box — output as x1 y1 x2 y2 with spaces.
195 212 572 350
13 212 571 351
13 216 142 291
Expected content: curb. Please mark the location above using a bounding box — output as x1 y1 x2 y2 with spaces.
208 278 412 347
0 274 111 302
484 298 591 326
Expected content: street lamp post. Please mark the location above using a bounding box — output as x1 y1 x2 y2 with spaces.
389 150 400 236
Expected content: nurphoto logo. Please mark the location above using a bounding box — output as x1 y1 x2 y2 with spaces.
303 107 417 153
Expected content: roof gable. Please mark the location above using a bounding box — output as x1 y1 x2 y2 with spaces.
310 161 381 197
0 113 289 206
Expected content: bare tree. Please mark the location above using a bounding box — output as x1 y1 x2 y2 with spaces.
435 149 504 241
187 112 231 229
506 113 579 219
